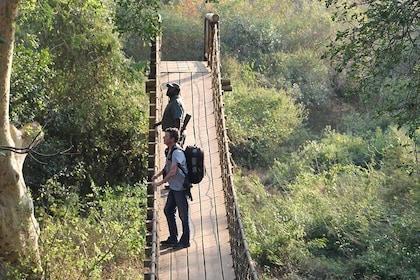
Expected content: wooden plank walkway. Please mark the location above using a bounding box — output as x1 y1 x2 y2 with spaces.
155 61 235 280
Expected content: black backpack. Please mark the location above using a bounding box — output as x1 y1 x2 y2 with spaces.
183 145 204 184
168 145 204 201
168 145 205 184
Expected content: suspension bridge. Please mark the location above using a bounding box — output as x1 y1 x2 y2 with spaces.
144 13 258 280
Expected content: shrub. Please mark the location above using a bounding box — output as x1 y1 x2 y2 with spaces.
238 129 420 279
219 0 332 59
224 82 305 169
159 9 203 60
36 182 147 279
260 50 332 106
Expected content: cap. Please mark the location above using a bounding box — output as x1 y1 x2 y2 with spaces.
166 82 180 90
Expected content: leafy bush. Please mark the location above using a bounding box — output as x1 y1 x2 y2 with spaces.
221 15 283 60
235 172 309 274
260 50 332 106
14 0 149 195
159 9 203 60
270 127 399 187
35 183 147 279
10 46 55 126
219 0 332 60
237 128 420 279
224 76 306 169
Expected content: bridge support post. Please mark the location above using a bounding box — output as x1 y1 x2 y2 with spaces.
204 13 220 65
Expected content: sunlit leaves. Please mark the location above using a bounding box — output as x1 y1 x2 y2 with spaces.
38 183 147 279
11 46 54 126
114 0 161 40
238 128 420 278
323 0 420 139
14 0 150 190
224 71 306 168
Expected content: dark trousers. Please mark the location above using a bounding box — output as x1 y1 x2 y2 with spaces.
164 190 190 244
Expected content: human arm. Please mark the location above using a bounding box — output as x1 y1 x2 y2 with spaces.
151 168 164 182
151 161 178 187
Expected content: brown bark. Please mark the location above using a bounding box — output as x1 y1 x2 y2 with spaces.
0 0 42 273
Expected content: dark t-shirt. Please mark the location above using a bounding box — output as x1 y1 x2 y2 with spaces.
162 96 185 130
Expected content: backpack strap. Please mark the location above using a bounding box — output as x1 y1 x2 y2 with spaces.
168 145 187 175
168 145 192 200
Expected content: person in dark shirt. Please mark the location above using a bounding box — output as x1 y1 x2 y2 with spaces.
155 82 187 186
160 83 185 130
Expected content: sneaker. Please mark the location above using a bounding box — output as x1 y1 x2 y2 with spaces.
172 243 190 249
160 239 177 248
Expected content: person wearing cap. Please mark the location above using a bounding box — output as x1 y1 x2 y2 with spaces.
160 82 185 130
157 82 186 188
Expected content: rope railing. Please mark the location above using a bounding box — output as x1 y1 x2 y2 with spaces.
144 16 162 280
144 13 259 280
205 13 259 280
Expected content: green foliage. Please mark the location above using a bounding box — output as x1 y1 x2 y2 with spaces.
223 60 306 169
237 127 420 279
261 50 332 106
216 0 334 110
8 1 158 276
159 9 203 60
10 46 55 126
302 127 387 171
219 0 332 58
271 127 400 188
236 172 309 270
114 0 161 41
36 182 146 279
14 0 149 192
323 0 420 139
221 15 282 60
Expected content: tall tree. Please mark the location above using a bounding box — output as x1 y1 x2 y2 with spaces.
0 0 42 272
324 0 419 138
1 0 161 274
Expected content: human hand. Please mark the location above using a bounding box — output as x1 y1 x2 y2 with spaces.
151 181 162 187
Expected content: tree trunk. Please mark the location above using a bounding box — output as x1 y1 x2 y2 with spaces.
0 0 42 272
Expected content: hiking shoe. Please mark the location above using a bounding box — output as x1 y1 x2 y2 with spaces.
172 243 190 249
160 239 177 248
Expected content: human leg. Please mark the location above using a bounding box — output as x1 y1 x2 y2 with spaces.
163 190 178 243
173 190 190 246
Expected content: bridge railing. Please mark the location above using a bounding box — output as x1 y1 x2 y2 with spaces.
144 13 259 280
144 16 162 280
205 13 259 280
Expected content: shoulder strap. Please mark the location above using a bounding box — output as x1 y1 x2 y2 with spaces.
168 145 177 161
169 145 187 175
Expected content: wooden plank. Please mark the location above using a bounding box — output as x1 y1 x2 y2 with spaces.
163 61 209 73
194 70 230 280
157 61 235 280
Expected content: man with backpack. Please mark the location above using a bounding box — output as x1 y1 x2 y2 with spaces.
154 82 188 188
151 127 190 249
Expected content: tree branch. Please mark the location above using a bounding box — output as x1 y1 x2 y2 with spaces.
0 129 74 158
